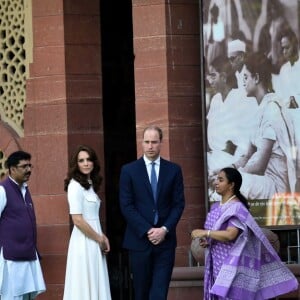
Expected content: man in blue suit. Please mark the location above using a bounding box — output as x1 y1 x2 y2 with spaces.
119 125 185 300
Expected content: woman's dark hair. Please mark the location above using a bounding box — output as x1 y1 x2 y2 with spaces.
221 167 250 210
64 145 102 192
244 52 273 92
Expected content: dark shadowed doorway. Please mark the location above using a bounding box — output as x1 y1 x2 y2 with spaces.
100 0 136 299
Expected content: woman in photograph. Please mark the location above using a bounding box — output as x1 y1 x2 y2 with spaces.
230 52 296 200
206 55 257 200
191 167 298 299
63 145 111 300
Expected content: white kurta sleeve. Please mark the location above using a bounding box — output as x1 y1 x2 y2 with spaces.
0 186 7 216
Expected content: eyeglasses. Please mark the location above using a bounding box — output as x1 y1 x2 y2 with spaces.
228 56 238 62
16 163 34 170
228 53 243 62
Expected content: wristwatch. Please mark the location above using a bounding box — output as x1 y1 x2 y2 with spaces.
161 226 169 233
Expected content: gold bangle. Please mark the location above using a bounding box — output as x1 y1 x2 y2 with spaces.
207 230 211 238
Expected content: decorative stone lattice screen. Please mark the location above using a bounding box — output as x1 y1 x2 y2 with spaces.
0 0 32 137
0 150 6 179
0 0 32 176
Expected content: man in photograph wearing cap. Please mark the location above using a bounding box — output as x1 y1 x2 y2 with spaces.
224 39 258 189
227 39 247 92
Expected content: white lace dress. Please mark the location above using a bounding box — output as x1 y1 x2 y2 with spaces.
63 179 111 300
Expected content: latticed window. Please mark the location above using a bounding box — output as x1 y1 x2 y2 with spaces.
0 0 32 177
0 150 6 179
0 0 32 137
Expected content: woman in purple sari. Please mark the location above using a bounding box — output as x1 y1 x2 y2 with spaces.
191 167 298 299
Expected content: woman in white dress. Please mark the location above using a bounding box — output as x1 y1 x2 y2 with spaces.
63 145 111 300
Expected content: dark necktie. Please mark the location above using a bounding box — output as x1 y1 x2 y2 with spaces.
151 162 158 224
151 162 157 200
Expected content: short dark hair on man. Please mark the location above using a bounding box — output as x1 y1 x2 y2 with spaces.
143 125 163 141
210 55 238 89
5 150 31 169
210 4 219 18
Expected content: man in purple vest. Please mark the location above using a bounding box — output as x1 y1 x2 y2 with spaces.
0 151 45 300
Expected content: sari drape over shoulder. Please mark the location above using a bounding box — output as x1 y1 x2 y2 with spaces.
204 201 298 300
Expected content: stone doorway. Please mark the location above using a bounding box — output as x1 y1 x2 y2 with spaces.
100 0 136 299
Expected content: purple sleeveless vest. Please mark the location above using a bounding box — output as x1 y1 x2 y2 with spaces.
0 177 37 260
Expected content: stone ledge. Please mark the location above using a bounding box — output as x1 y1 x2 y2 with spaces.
171 266 204 281
287 264 300 276
169 266 204 289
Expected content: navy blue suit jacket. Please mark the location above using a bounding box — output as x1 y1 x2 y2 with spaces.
119 157 185 251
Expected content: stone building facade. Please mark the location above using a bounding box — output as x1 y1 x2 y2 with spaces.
0 0 205 298
5 1 299 300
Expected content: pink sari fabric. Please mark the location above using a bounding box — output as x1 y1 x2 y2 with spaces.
204 200 298 300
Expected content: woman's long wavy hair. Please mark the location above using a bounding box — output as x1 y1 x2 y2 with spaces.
221 167 250 210
64 145 102 192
